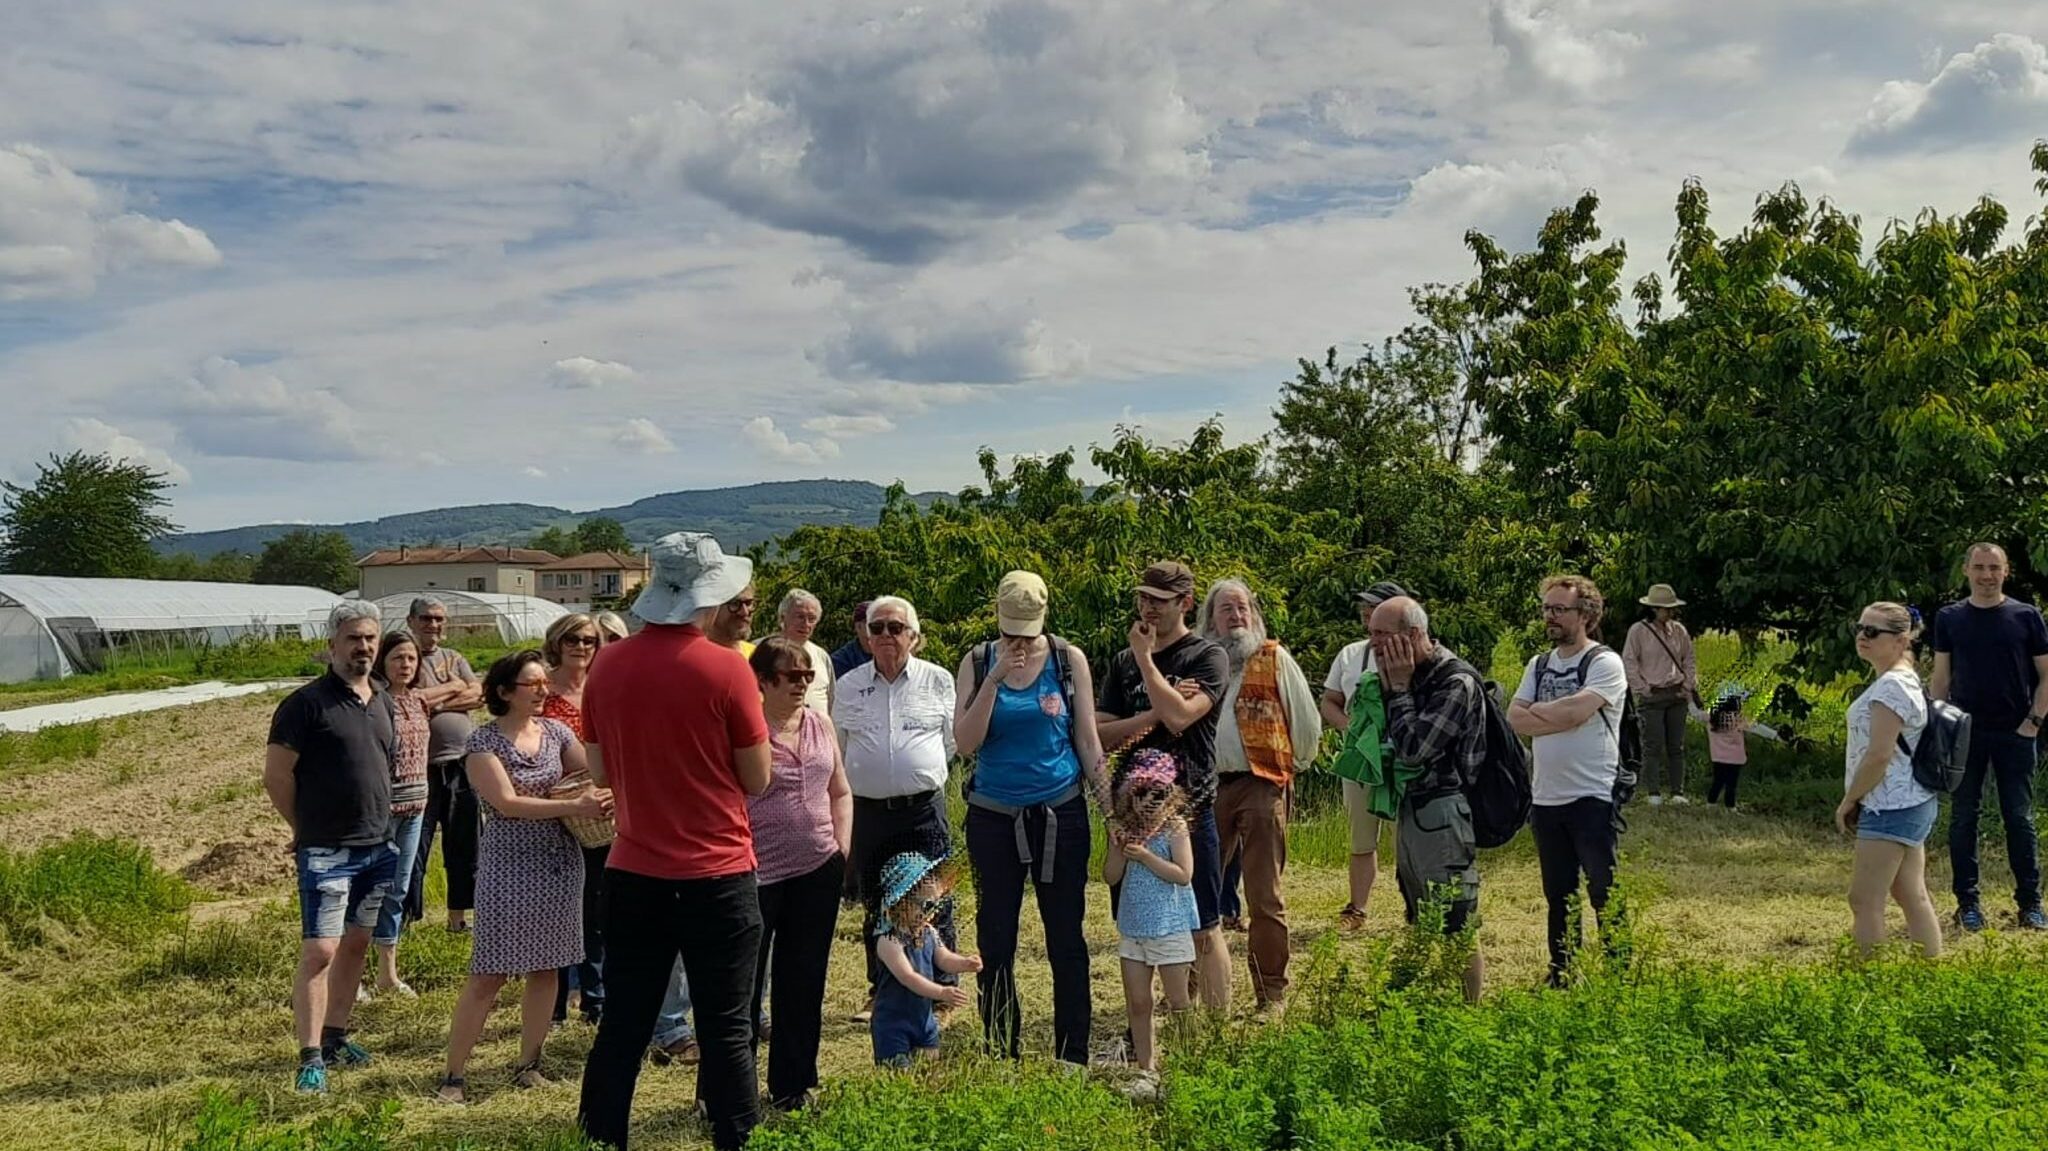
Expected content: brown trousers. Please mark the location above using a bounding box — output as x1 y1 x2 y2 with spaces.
1215 773 1289 1004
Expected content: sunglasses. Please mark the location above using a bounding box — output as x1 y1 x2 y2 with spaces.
869 620 910 636
1852 624 1903 640
1130 786 1169 801
777 668 817 685
561 634 599 649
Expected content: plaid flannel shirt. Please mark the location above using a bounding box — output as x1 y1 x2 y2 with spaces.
1384 651 1485 799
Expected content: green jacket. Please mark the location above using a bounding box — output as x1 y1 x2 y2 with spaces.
1332 670 1428 820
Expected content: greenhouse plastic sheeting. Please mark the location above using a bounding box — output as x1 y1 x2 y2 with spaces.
368 590 567 644
0 575 340 683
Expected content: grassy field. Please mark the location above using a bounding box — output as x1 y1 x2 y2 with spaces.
0 682 2044 1149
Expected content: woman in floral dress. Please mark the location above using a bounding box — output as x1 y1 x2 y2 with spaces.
437 650 612 1103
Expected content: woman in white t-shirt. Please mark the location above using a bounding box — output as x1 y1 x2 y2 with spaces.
1837 601 1942 959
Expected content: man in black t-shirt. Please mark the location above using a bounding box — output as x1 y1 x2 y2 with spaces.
1095 560 1233 1010
263 601 399 1094
1932 543 2048 932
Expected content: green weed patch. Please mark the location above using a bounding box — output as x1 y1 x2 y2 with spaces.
0 832 190 948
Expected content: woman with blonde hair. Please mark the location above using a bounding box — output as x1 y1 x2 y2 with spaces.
542 613 609 1027
1837 601 1943 959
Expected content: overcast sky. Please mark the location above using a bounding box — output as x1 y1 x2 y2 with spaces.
6 1 2048 531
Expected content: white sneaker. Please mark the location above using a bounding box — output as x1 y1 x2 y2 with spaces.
1124 1069 1160 1102
1669 795 1691 806
1647 795 1664 807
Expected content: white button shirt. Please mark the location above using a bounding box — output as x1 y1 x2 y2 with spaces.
832 657 956 799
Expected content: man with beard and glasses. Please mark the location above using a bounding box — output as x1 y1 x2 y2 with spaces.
1197 579 1320 1013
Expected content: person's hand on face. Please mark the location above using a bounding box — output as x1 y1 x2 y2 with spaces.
1377 631 1417 691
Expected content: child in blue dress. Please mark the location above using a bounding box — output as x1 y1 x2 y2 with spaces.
871 851 980 1066
1104 749 1197 1098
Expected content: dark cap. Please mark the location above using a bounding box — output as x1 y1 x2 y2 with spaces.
1135 561 1196 600
1355 580 1412 608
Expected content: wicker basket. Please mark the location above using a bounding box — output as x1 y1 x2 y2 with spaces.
550 773 615 849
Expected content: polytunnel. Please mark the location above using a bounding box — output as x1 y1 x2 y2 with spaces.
367 589 568 645
0 574 342 683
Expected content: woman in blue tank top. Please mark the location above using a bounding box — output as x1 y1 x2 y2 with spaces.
953 570 1111 1065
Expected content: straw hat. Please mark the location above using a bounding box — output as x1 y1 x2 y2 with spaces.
1639 584 1685 609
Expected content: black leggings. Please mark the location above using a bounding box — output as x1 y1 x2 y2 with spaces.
407 759 477 919
1707 762 1742 809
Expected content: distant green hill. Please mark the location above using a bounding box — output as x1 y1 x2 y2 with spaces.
157 480 946 558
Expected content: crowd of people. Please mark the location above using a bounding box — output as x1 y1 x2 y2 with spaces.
261 536 2047 1148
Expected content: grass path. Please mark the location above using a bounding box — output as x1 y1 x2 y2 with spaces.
0 696 2042 1149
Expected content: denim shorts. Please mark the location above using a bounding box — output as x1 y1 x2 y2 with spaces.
1858 797 1939 847
296 843 398 940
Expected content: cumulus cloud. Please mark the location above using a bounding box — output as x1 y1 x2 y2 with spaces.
802 414 896 437
611 417 675 455
522 465 549 479
549 356 637 389
0 145 221 301
170 357 372 462
1849 34 2048 156
63 418 191 484
622 0 1206 262
811 298 1089 384
743 416 840 465
1488 0 1641 93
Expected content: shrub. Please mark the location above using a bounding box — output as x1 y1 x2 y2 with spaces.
0 720 104 780
0 833 190 948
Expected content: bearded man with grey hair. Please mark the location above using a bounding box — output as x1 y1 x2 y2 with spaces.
1196 579 1320 1011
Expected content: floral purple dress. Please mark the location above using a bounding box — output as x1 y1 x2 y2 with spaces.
466 718 584 975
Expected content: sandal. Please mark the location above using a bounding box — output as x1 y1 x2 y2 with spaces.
434 1075 467 1105
511 1061 551 1089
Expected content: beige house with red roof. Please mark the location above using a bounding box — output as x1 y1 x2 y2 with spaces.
355 545 560 600
537 550 651 606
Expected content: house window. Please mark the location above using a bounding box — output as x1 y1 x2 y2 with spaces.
571 572 586 587
466 577 485 592
598 574 620 595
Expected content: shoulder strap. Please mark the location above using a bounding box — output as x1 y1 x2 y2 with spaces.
1049 635 1077 711
1645 623 1682 666
971 641 994 696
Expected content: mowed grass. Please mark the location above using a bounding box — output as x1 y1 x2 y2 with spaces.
0 693 2043 1149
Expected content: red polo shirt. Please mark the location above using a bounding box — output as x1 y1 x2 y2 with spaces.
583 624 770 880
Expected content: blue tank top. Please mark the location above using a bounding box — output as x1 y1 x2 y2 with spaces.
1116 828 1200 941
973 653 1081 806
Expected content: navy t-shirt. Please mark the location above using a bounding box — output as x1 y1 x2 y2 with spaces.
1932 598 2048 730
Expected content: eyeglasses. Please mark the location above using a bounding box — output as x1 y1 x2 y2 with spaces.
561 634 599 649
415 615 448 624
869 620 910 636
726 598 757 614
1539 603 1581 617
778 668 817 685
514 677 551 690
1852 624 1903 640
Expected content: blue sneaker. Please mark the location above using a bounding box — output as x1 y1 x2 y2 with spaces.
295 1063 328 1094
323 1037 372 1069
1957 904 1986 932
2020 906 2047 931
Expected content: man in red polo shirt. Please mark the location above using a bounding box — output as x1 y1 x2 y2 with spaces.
577 532 771 1151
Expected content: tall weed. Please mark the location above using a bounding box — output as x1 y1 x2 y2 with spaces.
0 720 103 780
0 833 190 948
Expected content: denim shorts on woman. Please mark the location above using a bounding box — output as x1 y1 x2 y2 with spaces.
1858 796 1939 847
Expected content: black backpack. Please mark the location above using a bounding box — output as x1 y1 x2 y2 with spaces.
1536 644 1641 808
1898 692 1972 794
1446 657 1532 849
970 635 1078 717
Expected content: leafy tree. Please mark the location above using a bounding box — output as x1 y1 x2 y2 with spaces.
152 550 256 583
253 529 359 593
525 525 577 556
1 451 177 578
573 516 632 554
1465 144 2048 669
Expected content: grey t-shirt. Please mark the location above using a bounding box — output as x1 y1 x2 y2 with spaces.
415 646 479 765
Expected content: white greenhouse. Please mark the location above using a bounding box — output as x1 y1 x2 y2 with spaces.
0 575 343 684
368 590 567 645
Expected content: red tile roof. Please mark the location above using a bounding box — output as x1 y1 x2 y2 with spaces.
539 550 650 572
356 546 560 568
